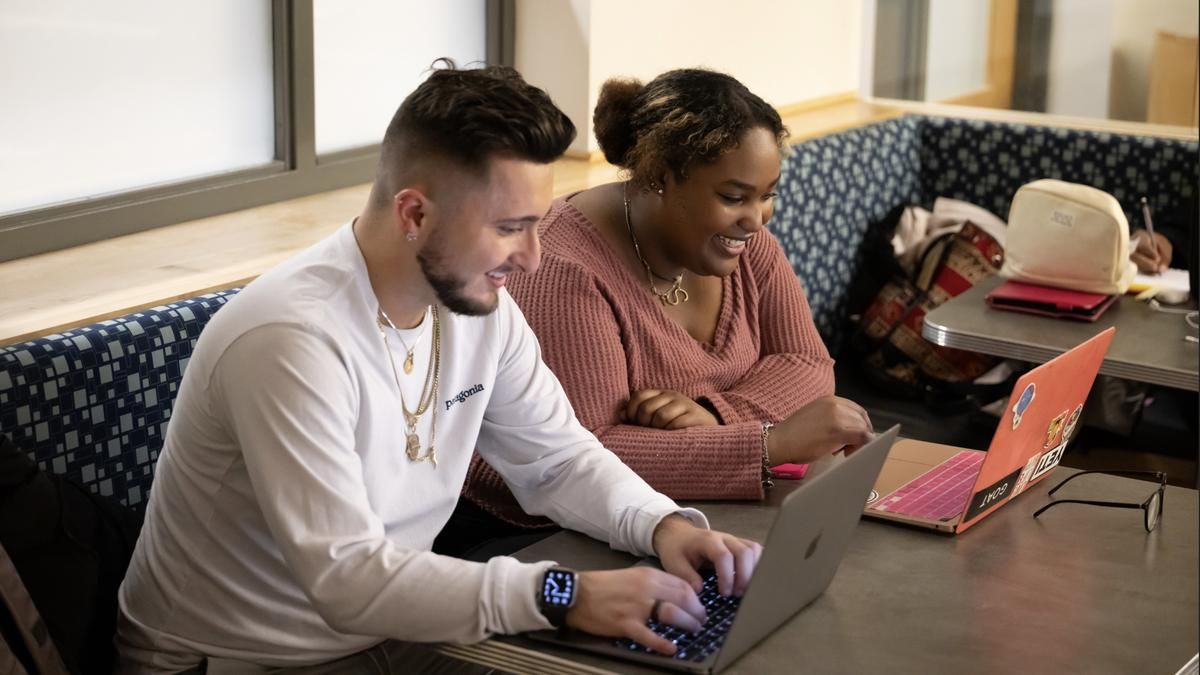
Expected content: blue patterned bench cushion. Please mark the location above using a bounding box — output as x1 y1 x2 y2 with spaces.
915 116 1198 233
771 116 922 347
771 114 1198 348
0 289 240 510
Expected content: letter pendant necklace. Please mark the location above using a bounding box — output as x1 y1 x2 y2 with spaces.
378 305 441 466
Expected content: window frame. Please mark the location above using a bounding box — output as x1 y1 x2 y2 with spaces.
0 0 514 263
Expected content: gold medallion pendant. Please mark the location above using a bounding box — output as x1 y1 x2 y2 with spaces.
404 429 436 466
403 352 414 375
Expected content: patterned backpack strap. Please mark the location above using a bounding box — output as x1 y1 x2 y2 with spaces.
0 542 68 675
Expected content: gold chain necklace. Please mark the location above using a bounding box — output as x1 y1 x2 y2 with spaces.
378 305 441 467
623 182 689 305
391 312 429 375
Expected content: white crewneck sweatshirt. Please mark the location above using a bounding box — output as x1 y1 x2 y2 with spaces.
116 223 706 670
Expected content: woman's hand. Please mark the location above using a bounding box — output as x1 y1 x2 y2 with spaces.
768 396 874 464
625 389 720 429
1131 231 1172 274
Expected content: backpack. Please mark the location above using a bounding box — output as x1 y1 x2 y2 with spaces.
1 541 68 674
0 434 142 675
852 221 1011 411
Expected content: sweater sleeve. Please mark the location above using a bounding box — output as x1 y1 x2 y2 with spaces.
474 293 708 556
468 255 765 514
698 230 836 425
215 324 556 643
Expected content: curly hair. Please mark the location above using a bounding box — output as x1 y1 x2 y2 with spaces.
374 60 576 204
593 69 787 189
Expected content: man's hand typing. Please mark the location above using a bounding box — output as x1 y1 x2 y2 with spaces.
652 514 761 598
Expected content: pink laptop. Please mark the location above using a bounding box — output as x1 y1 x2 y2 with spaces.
864 327 1114 534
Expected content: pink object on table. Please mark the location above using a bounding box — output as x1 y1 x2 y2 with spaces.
771 463 809 479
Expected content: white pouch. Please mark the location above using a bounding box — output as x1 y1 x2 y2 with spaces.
1001 179 1136 294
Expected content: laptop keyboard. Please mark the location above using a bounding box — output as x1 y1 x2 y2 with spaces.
612 572 742 663
871 450 984 521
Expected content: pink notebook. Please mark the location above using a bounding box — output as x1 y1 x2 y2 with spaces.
986 280 1117 322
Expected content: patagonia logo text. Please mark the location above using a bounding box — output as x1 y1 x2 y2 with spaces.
445 384 485 411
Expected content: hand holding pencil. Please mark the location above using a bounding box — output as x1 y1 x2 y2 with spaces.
1133 197 1172 274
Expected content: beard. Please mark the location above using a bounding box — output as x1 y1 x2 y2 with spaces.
416 228 499 316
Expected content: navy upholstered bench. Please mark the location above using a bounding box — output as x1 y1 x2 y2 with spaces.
0 289 240 510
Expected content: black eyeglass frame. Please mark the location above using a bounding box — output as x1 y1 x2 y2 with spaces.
1032 470 1167 532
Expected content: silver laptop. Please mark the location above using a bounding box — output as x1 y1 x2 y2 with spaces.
530 426 898 674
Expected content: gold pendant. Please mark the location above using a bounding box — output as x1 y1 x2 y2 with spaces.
403 351 414 375
405 432 421 460
659 283 690 306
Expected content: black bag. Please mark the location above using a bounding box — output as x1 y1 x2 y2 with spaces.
2 541 68 674
0 435 142 675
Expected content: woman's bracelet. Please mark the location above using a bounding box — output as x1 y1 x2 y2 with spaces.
761 422 775 489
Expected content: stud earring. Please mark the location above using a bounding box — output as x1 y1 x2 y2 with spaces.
656 188 664 195
406 232 418 242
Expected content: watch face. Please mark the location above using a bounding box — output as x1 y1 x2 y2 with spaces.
542 569 575 607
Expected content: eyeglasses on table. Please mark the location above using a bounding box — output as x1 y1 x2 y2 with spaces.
1033 470 1167 532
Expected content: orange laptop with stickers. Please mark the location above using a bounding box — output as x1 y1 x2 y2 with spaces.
864 328 1114 534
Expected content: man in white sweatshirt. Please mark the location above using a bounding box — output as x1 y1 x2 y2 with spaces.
115 64 762 673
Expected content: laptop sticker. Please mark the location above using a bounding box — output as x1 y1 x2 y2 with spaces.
964 466 1023 522
1012 383 1036 429
1029 440 1067 483
1013 453 1042 496
1043 409 1069 448
1063 404 1083 441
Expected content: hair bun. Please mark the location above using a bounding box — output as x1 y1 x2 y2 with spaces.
593 78 643 167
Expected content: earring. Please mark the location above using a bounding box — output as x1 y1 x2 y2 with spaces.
656 188 664 195
405 232 418 242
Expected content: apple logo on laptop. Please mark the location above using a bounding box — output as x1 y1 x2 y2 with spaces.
804 532 822 560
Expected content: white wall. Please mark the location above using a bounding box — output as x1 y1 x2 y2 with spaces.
923 0 990 102
515 0 864 154
1108 0 1200 121
514 0 592 153
1045 0 1114 118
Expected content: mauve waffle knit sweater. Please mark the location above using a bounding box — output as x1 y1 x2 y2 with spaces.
462 198 836 526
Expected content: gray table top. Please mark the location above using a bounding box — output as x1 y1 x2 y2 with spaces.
922 276 1199 391
454 463 1198 675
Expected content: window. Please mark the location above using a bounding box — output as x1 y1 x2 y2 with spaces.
313 0 487 155
0 0 508 262
0 3 275 217
866 0 1199 127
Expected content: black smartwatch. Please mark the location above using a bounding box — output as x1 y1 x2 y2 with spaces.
537 567 577 628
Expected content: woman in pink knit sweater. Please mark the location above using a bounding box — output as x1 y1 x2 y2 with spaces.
437 69 873 555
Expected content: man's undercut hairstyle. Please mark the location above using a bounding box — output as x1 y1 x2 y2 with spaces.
593 68 788 190
374 60 576 205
